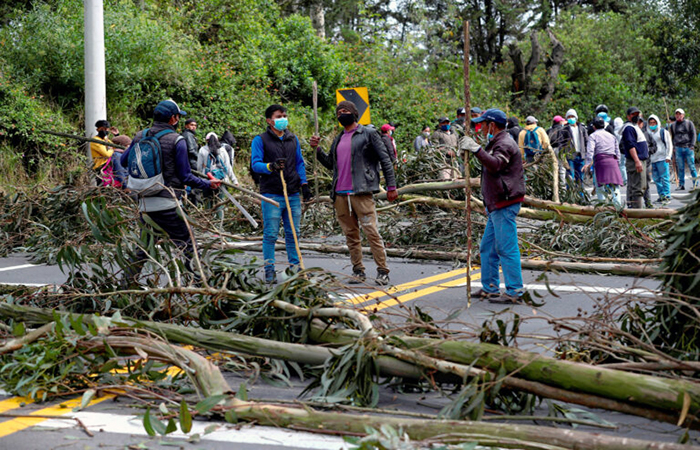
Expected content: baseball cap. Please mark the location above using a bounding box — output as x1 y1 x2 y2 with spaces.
675 108 685 115
553 115 565 123
470 107 483 115
471 108 507 126
525 115 538 124
438 116 450 123
457 107 467 115
380 123 395 132
154 99 187 120
626 106 640 116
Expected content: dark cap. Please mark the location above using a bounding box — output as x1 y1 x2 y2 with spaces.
470 107 483 115
456 107 467 115
595 104 609 114
438 116 450 123
593 117 605 129
471 108 508 126
95 120 111 129
154 99 187 120
626 106 640 116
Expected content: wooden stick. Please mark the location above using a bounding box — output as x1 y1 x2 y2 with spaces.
462 20 473 304
280 171 305 270
192 170 279 207
312 81 320 199
41 130 127 149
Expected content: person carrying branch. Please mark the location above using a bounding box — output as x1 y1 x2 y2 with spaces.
251 104 312 284
311 100 398 286
462 108 526 304
90 119 119 185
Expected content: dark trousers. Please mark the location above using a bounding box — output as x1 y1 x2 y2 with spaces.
125 208 194 281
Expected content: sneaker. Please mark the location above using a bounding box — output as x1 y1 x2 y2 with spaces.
348 270 366 284
375 271 390 286
678 185 685 191
470 288 499 300
265 270 277 285
488 293 524 304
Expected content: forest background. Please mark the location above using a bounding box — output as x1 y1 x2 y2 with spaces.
0 0 698 186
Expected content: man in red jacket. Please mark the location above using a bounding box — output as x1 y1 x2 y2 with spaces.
463 108 526 304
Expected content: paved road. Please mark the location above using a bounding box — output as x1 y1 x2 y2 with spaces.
1 249 696 448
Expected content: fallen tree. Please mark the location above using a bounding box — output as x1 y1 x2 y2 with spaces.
225 241 660 277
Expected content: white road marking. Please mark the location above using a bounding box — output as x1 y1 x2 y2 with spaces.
37 411 348 449
0 282 49 287
452 281 656 297
0 264 38 273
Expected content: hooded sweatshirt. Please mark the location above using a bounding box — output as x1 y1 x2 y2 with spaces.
648 114 674 164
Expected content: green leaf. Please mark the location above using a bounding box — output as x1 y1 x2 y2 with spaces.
143 408 156 437
224 410 238 424
179 400 193 433
12 321 25 337
165 418 178 435
236 383 248 401
73 388 96 412
194 394 227 415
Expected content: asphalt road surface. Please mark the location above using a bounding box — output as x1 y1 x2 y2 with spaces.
0 245 696 449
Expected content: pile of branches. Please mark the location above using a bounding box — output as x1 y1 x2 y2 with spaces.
0 190 698 448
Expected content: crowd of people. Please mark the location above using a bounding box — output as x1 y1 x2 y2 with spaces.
410 104 698 208
87 97 697 303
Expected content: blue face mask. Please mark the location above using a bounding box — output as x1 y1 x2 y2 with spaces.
273 118 289 131
649 125 658 131
567 118 576 125
487 133 494 140
441 124 451 132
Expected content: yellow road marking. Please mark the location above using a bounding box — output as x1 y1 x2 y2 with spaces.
365 272 482 312
0 394 114 438
346 268 471 305
0 397 34 414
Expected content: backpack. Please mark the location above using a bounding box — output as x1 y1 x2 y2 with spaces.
127 128 174 196
205 152 227 180
523 127 543 157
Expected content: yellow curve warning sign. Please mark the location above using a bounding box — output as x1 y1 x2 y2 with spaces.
336 87 370 125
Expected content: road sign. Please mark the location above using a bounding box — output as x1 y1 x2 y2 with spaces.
336 87 370 125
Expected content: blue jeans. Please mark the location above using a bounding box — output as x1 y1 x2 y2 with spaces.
596 184 622 207
262 193 301 279
676 147 698 188
651 161 671 199
480 203 524 297
566 155 585 187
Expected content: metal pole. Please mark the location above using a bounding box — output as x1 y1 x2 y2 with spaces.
84 0 107 172
312 81 320 199
463 20 473 304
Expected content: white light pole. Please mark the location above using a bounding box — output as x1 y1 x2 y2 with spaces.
84 0 107 170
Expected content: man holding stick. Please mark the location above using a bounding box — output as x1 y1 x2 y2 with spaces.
311 100 398 285
251 104 312 284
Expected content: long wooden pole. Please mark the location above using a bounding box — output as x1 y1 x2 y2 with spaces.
192 170 279 207
462 20 473 303
280 171 305 270
312 81 320 199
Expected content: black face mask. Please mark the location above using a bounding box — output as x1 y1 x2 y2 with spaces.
338 114 355 126
97 130 108 138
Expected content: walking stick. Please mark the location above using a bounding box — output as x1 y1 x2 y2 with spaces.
463 20 473 305
279 171 305 270
312 81 320 200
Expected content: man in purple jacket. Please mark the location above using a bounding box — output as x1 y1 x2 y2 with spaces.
463 109 526 304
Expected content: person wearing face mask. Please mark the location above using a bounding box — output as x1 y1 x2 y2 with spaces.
669 108 698 190
311 100 398 286
90 119 118 184
452 107 468 135
619 107 649 209
251 104 312 284
413 126 431 152
380 123 398 164
647 114 673 204
461 109 526 304
582 117 623 207
431 116 459 179
560 109 589 186
119 99 221 285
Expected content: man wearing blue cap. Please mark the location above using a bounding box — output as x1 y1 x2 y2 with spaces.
462 108 526 304
120 99 220 283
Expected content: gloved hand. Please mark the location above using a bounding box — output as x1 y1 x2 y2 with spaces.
301 184 313 202
460 136 481 154
269 158 286 172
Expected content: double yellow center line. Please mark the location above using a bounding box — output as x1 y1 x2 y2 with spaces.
344 267 481 312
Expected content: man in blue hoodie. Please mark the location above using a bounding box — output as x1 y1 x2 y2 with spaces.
620 107 649 209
